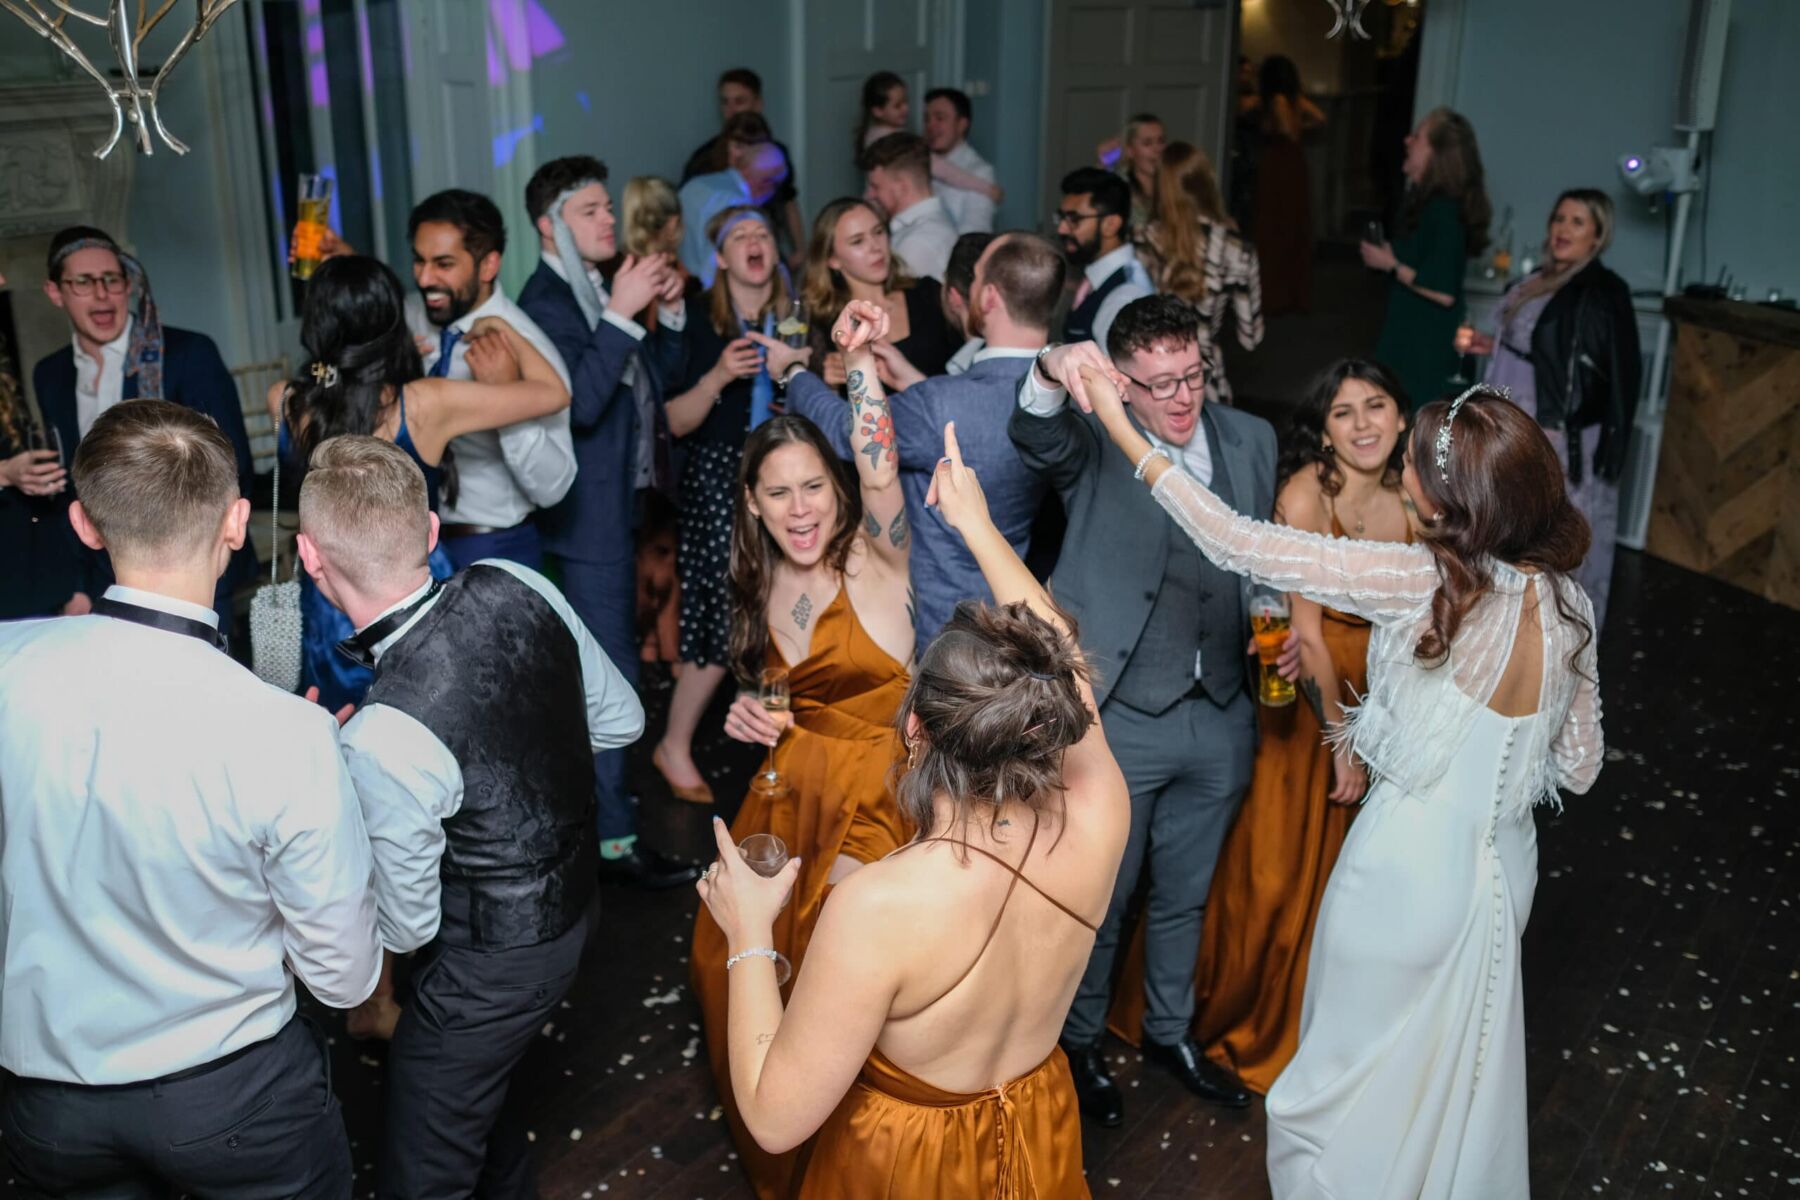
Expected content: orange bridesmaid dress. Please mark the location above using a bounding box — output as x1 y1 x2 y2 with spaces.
1107 514 1386 1093
796 819 1094 1199
691 588 910 1200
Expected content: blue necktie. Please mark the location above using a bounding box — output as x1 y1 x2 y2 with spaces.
747 312 775 430
429 326 463 378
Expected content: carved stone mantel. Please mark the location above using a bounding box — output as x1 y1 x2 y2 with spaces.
0 80 138 411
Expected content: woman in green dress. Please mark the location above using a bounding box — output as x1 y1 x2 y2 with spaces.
1361 108 1491 410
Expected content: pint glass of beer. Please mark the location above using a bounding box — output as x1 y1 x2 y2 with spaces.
1249 589 1297 708
291 174 333 281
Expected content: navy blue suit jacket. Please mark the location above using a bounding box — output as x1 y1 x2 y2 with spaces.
33 326 259 612
516 262 684 564
787 354 1043 644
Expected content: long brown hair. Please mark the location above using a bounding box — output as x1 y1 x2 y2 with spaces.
703 205 792 338
727 415 861 683
800 198 913 367
1149 141 1231 304
1277 358 1410 497
1408 392 1593 671
1403 107 1493 256
894 600 1094 841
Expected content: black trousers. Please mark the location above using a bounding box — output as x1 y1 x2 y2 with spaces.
1 1016 351 1199
380 903 593 1200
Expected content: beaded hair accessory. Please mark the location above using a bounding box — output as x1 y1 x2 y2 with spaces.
1434 383 1510 482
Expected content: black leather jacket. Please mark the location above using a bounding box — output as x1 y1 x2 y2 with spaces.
1527 258 1641 483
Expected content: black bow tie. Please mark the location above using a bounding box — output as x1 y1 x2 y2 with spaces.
335 580 444 670
92 595 227 652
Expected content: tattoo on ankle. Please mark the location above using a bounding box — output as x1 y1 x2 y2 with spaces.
792 593 813 629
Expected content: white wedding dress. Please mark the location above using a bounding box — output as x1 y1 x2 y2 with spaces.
1147 469 1604 1200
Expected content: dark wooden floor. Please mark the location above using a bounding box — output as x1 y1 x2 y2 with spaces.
306 545 1800 1199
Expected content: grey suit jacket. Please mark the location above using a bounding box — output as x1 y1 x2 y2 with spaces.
1008 391 1277 708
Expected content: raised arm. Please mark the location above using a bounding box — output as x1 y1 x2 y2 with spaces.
1080 367 1439 623
835 300 909 574
411 322 570 453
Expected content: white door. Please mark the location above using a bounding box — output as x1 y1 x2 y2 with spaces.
1041 0 1238 217
795 0 957 218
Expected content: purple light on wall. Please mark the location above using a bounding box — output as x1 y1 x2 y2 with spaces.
486 24 504 86
485 0 565 81
357 4 375 96
524 0 564 56
304 0 328 109
492 113 544 167
490 0 531 73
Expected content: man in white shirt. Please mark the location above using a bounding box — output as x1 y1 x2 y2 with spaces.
404 188 577 570
0 400 381 1196
925 87 999 234
863 131 959 281
296 434 643 1198
1056 167 1154 352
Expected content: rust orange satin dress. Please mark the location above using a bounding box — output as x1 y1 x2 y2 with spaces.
692 587 910 1200
797 820 1095 1199
1107 515 1393 1093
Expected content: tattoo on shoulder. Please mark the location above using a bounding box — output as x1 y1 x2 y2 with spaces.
792 593 813 630
864 511 881 537
888 510 909 551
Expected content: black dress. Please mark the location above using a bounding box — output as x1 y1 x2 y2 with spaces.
675 316 757 669
804 279 960 385
0 418 82 621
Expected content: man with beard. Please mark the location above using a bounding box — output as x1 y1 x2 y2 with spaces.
1056 167 1153 352
517 155 697 891
33 226 258 628
769 231 1062 642
407 189 577 570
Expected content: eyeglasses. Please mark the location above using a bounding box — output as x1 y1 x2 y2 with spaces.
1120 365 1208 402
1053 209 1101 229
59 272 128 298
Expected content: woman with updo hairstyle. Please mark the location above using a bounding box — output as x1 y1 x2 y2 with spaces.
1082 371 1602 1194
696 420 1129 1198
1463 187 1639 629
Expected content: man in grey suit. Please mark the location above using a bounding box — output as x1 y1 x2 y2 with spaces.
1010 295 1275 1123
769 231 1064 644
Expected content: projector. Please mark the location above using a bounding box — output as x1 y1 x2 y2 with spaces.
1618 146 1699 196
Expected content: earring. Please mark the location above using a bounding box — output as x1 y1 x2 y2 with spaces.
1322 439 1335 455
905 736 922 772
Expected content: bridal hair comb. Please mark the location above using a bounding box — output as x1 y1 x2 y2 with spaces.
1434 383 1510 482
310 361 340 389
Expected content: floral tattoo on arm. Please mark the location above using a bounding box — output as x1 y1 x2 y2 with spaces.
848 367 895 472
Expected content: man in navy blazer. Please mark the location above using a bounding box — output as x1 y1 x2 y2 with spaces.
776 231 1064 644
516 155 697 891
34 226 257 628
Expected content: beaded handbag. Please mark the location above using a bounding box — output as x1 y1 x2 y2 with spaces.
249 428 303 691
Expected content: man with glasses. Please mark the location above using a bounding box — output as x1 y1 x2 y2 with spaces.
1054 167 1152 351
1009 294 1274 1125
33 225 258 628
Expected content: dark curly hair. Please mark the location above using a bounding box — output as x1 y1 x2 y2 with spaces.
1276 358 1410 497
895 600 1095 841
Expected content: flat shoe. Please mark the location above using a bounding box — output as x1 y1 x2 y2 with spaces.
653 744 714 805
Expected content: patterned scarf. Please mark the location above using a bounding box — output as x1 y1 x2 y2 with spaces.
547 181 608 330
51 235 164 402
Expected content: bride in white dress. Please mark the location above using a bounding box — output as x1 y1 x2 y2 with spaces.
1067 364 1604 1198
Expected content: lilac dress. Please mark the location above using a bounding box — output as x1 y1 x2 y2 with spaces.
1484 284 1619 629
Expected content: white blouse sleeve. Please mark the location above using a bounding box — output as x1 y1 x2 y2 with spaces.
1149 468 1440 623
1551 629 1605 795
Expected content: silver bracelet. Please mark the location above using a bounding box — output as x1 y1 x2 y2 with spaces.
726 947 780 971
1133 445 1172 481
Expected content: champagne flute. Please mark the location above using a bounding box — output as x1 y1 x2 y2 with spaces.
736 832 793 984
755 667 791 790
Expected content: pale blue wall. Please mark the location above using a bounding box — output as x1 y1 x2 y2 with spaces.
1448 0 1800 298
962 0 1048 234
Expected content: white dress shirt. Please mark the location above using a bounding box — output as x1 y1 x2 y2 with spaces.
339 560 645 954
410 289 577 529
0 586 382 1084
888 195 959 282
1017 363 1213 485
71 318 132 438
540 252 685 490
945 335 985 376
933 140 998 234
1080 243 1155 355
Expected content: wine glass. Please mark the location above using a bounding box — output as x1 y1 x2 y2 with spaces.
755 667 791 790
26 422 64 468
737 833 794 984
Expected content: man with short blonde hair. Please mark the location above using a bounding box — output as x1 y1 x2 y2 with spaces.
0 400 381 1197
300 434 645 1196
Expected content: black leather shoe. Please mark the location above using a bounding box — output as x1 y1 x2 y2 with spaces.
1061 1039 1124 1127
597 844 702 890
1144 1036 1250 1108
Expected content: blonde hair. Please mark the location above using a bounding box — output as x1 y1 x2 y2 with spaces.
800 198 913 337
703 206 792 337
621 176 681 258
298 435 431 592
1148 142 1231 305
